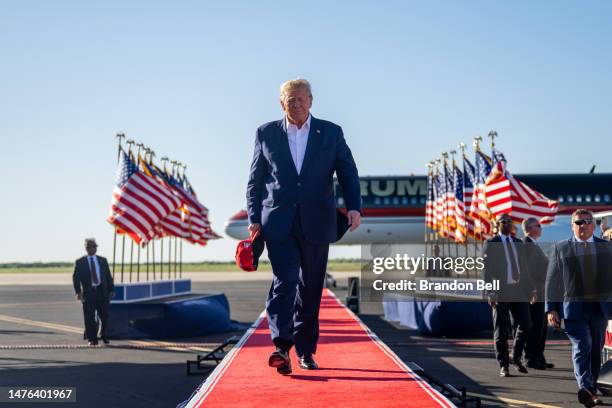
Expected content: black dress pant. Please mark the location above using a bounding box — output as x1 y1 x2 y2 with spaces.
525 301 547 364
83 288 109 342
493 302 531 367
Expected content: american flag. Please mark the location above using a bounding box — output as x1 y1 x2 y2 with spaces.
469 149 493 238
108 151 181 245
453 164 466 243
462 156 477 238
435 169 446 237
425 168 435 229
485 148 559 224
444 161 456 239
141 161 217 244
183 175 222 240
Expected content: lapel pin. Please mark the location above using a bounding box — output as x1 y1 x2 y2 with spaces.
316 129 321 133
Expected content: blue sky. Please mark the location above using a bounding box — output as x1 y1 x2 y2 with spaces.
1 1 611 262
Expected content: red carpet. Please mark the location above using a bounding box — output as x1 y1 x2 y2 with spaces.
183 289 454 408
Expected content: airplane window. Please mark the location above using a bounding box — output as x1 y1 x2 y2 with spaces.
585 195 592 203
576 195 583 203
558 196 564 203
567 195 574 203
605 194 611 203
420 197 426 204
401 197 409 205
392 197 399 205
375 197 381 205
383 197 390 205
595 195 601 203
410 197 417 204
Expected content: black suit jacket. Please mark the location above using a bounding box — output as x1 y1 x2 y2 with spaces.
523 236 549 301
483 235 534 301
73 256 114 301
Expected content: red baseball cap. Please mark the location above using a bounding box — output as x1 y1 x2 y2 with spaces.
235 230 265 272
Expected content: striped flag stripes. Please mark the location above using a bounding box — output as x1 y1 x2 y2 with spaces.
485 148 559 224
453 164 467 243
107 151 181 245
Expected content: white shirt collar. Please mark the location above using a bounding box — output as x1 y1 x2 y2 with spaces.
286 114 311 131
573 234 595 243
499 233 512 241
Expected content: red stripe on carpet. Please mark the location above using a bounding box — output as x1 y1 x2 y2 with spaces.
185 289 454 408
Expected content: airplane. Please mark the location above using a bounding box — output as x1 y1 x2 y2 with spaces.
225 173 612 244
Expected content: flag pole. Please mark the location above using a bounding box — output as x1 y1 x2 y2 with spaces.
180 163 187 279
472 135 483 270
125 139 136 282
441 152 450 265
160 156 170 280
488 130 498 150
112 132 125 278
146 147 157 281
171 160 178 280
459 142 469 263
425 163 432 264
136 143 145 283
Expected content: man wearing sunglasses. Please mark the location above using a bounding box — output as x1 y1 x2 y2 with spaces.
546 209 612 407
521 217 553 370
483 213 535 378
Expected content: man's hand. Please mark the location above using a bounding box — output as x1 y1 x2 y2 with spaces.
248 223 261 237
488 297 497 308
529 290 537 305
547 311 561 328
76 293 82 302
347 210 361 231
110 291 115 299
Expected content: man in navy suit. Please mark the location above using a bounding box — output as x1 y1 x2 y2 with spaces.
546 209 612 407
73 238 115 346
246 79 361 374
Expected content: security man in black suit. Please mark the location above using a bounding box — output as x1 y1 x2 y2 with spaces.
483 213 534 377
521 217 554 370
73 238 115 345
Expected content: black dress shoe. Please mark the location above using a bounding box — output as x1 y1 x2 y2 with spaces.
87 341 98 346
299 355 318 370
269 348 291 374
102 338 110 345
527 361 545 370
512 359 528 374
544 362 554 369
578 388 596 407
499 366 510 377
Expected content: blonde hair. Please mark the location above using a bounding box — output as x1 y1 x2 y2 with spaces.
280 78 312 100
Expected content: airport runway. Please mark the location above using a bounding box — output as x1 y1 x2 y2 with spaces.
0 272 599 407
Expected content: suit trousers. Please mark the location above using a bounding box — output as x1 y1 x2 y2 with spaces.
525 302 548 364
83 287 109 342
493 302 531 367
564 303 607 390
265 210 329 357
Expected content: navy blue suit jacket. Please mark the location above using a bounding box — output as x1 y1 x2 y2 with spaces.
545 236 612 320
246 116 361 244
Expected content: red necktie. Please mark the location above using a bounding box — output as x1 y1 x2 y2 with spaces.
89 257 99 285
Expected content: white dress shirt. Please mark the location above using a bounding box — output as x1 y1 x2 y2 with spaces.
88 255 101 287
499 233 520 284
286 114 311 174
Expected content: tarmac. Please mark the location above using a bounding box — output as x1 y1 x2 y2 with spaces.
0 271 601 407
